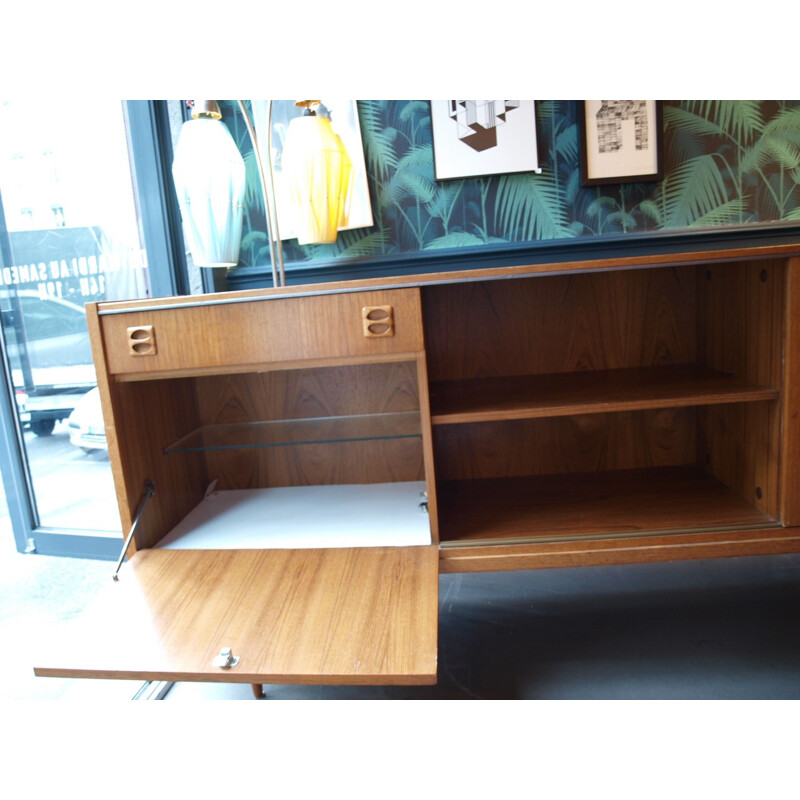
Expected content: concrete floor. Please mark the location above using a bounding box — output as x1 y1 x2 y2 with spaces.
4 509 799 700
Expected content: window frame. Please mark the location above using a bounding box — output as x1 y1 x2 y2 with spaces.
0 101 189 558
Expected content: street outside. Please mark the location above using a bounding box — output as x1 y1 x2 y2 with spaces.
19 417 121 533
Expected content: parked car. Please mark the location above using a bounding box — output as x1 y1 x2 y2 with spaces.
67 387 107 452
2 290 96 435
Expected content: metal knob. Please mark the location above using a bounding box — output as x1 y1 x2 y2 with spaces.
213 647 240 669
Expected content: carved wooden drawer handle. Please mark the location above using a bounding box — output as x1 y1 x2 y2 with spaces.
362 306 394 338
127 325 157 356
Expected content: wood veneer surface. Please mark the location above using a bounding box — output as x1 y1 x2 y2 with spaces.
90 242 800 314
100 289 424 377
696 260 786 518
34 546 439 685
430 364 778 423
191 361 426 490
437 465 776 544
422 267 697 382
438 526 800 573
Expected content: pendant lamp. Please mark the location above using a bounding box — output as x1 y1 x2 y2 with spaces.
171 100 246 267
280 101 353 245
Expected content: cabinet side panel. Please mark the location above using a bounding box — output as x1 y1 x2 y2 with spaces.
90 304 204 553
697 260 785 518
780 257 800 525
422 267 697 381
112 379 208 550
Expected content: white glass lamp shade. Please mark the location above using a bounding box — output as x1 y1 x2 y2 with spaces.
172 117 246 267
281 114 353 245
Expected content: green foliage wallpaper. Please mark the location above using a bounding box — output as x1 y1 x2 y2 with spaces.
223 100 800 272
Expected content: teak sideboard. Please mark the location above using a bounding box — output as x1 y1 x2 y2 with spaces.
34 244 800 692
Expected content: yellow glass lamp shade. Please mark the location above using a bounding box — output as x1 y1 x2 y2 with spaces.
281 113 353 245
172 113 246 267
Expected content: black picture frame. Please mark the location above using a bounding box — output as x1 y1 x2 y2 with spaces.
579 101 664 186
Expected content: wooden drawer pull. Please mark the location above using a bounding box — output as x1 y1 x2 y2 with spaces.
127 325 157 356
362 306 394 338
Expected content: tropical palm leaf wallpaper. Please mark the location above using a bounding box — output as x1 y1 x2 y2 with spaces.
222 100 800 272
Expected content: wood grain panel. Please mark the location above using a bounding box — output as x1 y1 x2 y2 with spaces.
191 361 425 490
422 267 697 381
34 546 439 685
437 465 776 544
91 243 800 315
101 289 424 377
195 362 421 422
439 527 800 573
89 301 209 554
204 439 425 491
781 258 800 525
697 260 786 518
111 379 208 551
430 364 778 424
433 409 696 481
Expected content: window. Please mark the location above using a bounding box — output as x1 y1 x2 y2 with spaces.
0 100 186 557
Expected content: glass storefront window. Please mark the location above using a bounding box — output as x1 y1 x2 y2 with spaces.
0 99 151 533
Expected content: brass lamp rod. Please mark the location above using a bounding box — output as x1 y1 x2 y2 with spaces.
236 100 286 288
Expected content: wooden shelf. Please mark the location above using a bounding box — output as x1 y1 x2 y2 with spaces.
430 364 779 425
437 465 777 545
164 411 421 453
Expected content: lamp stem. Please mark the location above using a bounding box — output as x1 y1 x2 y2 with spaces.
237 100 286 288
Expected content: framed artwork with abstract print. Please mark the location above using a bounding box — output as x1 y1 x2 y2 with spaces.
430 100 540 180
579 100 663 185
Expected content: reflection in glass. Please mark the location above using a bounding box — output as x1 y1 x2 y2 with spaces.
0 100 150 532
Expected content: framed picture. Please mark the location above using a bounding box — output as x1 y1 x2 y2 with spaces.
251 100 374 240
579 100 663 185
430 100 540 181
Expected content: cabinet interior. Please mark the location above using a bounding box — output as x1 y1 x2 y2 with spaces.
106 256 790 561
422 259 786 546
111 360 432 551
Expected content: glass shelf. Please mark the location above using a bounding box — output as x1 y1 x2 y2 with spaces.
165 411 422 453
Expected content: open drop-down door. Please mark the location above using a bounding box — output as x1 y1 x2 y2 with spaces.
33 545 438 686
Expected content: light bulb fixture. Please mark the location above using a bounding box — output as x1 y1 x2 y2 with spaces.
172 99 359 290
280 100 354 246
171 100 246 269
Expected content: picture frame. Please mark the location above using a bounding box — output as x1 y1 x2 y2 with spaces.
251 100 374 240
430 100 540 181
579 100 663 185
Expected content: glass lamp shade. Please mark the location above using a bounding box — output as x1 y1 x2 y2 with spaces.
281 114 353 245
172 117 246 267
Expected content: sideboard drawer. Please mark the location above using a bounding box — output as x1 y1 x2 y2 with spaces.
99 288 424 376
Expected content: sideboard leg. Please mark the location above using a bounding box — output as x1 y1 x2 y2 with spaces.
251 683 265 699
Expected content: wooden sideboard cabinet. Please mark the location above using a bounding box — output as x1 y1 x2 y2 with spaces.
34 246 800 692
